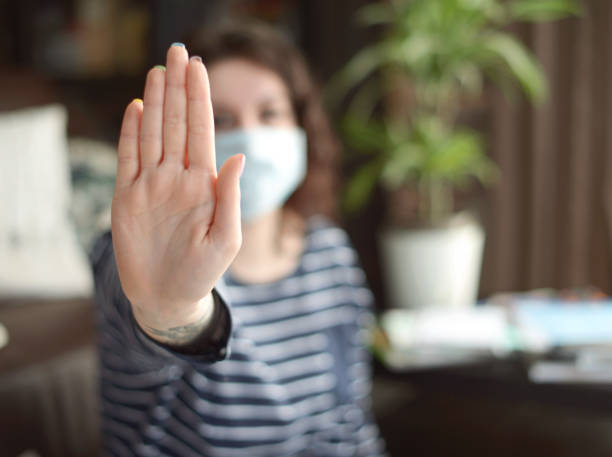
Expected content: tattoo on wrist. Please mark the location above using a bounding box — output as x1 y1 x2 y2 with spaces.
144 313 210 345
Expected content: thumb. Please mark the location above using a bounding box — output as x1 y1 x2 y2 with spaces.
210 153 244 253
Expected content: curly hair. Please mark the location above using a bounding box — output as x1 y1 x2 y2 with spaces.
187 20 341 220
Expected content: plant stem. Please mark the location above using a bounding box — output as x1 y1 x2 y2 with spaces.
420 177 454 226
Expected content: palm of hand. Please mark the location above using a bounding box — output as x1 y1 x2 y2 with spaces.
111 45 243 329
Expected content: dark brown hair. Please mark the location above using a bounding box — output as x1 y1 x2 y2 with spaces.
187 20 341 219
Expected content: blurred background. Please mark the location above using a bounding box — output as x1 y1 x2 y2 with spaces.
2 0 612 456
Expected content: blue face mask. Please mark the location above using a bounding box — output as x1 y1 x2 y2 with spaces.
215 127 307 222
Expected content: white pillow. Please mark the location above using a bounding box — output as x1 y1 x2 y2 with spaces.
0 104 93 298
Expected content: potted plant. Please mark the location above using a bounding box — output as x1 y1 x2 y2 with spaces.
331 0 580 309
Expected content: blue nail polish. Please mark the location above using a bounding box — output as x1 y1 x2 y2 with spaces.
171 42 185 48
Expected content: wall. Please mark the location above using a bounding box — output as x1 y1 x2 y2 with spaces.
482 1 612 297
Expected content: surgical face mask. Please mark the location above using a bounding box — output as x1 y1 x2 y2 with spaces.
215 127 307 222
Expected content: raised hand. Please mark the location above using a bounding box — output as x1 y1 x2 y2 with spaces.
111 44 244 345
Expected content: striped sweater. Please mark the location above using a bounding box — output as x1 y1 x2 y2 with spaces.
92 217 387 457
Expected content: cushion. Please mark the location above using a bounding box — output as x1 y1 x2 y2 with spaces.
0 104 93 298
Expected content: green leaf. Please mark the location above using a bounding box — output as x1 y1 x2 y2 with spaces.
429 131 484 179
343 158 386 212
325 44 388 108
510 0 581 22
344 76 384 121
341 116 390 153
453 62 484 95
380 142 424 188
483 32 548 103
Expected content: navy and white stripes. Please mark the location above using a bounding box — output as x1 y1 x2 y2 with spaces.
93 217 387 456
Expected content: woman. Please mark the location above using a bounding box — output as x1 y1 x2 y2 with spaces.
93 21 387 457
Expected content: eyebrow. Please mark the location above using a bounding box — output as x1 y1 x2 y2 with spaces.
257 95 288 105
212 96 289 112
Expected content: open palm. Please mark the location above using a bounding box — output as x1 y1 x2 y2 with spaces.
111 45 243 334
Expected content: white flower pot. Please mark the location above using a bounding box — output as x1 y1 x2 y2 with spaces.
379 216 485 309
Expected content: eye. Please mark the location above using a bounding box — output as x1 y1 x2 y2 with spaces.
261 108 282 122
214 113 235 130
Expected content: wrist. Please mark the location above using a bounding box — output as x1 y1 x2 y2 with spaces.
132 294 215 345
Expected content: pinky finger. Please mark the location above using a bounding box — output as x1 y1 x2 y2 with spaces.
116 99 143 190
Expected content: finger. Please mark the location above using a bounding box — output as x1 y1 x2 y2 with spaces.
209 154 244 253
162 43 189 165
187 56 216 173
116 99 143 190
140 66 166 168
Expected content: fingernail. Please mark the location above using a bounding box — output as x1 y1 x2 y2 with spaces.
239 154 246 177
190 55 202 63
132 98 143 104
154 64 166 71
171 42 185 48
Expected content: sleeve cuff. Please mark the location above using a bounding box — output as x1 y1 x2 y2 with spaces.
130 288 232 364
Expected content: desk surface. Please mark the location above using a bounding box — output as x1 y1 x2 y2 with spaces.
373 358 612 457
375 355 612 416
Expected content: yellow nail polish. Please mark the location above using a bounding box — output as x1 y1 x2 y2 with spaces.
132 98 143 104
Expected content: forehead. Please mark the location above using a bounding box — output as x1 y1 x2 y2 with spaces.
208 58 291 107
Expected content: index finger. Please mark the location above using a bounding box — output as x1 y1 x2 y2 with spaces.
186 56 216 173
